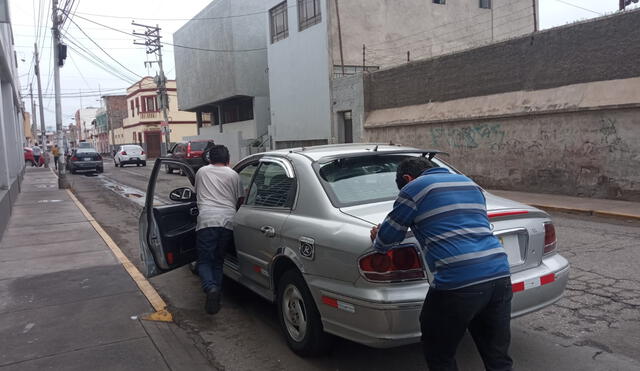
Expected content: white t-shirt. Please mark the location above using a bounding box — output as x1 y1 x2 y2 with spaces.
32 146 42 156
195 165 243 231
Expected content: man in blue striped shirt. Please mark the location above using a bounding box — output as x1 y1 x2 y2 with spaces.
371 157 513 371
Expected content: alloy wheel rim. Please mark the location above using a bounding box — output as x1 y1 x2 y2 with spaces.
282 284 307 342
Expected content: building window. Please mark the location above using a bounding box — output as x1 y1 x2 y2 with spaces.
130 100 135 117
298 0 321 31
143 96 158 112
270 2 288 43
433 0 445 4
479 0 491 9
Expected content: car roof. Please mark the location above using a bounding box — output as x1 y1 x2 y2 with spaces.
262 143 440 162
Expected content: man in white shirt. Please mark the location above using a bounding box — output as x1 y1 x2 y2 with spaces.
32 143 42 167
194 145 244 314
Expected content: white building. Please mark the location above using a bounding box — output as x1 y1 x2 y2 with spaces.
0 0 27 238
175 0 538 153
74 107 99 146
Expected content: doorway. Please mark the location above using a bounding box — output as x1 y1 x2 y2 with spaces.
144 130 162 158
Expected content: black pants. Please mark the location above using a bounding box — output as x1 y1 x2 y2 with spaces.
54 156 59 170
420 277 513 371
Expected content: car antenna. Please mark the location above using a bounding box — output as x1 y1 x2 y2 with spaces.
373 144 379 152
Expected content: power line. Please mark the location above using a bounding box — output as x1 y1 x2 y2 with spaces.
552 0 602 15
64 41 136 84
64 15 144 79
69 12 267 53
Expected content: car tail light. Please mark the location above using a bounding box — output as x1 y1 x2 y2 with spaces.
141 150 145 155
543 222 557 255
359 246 425 282
71 156 78 161
186 143 192 158
121 151 127 155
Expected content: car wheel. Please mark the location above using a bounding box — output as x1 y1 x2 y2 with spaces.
142 162 146 167
97 167 104 173
165 165 172 174
70 168 76 174
277 269 332 357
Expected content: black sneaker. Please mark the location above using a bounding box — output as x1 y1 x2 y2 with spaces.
205 288 221 315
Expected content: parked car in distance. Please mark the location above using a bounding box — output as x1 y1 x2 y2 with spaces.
114 145 147 167
67 148 103 174
139 144 570 357
24 147 44 167
165 140 212 174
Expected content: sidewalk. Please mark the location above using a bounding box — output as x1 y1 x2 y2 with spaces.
488 189 640 220
0 168 212 371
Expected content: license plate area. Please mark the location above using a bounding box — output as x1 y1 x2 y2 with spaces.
83 158 91 161
495 228 528 267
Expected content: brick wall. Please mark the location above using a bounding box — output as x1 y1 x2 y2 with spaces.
364 10 640 111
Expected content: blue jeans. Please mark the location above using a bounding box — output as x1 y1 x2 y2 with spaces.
196 227 233 292
420 277 513 371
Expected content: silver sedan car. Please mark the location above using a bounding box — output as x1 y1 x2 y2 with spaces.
139 144 569 356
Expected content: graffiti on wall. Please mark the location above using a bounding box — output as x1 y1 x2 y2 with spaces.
429 123 505 150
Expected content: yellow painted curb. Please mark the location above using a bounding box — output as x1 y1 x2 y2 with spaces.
65 188 173 322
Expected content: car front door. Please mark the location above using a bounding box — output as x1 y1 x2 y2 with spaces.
233 157 297 289
139 158 198 277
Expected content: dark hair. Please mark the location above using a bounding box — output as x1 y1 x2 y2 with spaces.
207 144 230 165
395 157 434 190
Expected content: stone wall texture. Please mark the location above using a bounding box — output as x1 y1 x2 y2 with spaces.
363 10 640 201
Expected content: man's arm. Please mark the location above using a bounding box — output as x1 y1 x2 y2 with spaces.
372 191 418 253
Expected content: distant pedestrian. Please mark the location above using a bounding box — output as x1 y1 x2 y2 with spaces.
371 157 513 371
195 145 244 314
52 145 61 170
31 143 42 167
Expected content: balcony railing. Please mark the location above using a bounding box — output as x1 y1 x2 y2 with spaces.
139 111 160 120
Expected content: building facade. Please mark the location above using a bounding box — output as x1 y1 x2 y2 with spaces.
101 95 127 153
0 0 26 239
265 0 538 148
74 107 98 146
122 77 199 157
173 0 268 164
175 0 537 154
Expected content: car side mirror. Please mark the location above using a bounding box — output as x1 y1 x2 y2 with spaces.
169 187 195 202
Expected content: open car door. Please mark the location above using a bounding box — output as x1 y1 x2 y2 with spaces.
139 158 198 278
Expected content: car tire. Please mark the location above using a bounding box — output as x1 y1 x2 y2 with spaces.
276 269 332 357
142 162 146 167
97 167 104 173
70 168 76 174
165 165 172 174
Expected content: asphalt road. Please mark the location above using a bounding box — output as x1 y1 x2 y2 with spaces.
65 160 640 371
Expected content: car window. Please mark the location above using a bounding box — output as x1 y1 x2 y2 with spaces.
317 154 453 207
246 162 295 208
189 141 208 151
237 162 259 198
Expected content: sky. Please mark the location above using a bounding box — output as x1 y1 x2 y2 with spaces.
10 0 640 131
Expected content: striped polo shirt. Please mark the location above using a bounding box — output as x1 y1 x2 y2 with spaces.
373 167 510 290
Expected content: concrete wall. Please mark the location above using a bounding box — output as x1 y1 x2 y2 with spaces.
266 0 333 146
0 17 25 240
331 74 364 142
328 0 535 69
364 9 640 112
173 0 269 111
367 106 640 201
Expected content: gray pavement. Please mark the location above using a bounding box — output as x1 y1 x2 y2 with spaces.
489 189 640 220
0 167 213 370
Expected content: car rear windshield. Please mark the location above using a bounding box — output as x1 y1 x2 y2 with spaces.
76 148 98 154
317 154 452 207
124 145 142 151
189 141 209 151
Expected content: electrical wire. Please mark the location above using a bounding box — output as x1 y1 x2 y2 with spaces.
64 16 144 79
64 40 137 84
552 0 602 15
68 12 267 53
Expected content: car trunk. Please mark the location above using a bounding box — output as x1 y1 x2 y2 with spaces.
125 147 143 156
339 192 547 273
75 152 101 161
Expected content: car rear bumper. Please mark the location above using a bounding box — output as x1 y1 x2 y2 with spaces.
70 161 102 170
306 253 569 348
120 156 146 164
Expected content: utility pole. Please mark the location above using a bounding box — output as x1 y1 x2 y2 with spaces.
34 43 47 151
29 84 37 144
133 22 170 156
52 0 67 185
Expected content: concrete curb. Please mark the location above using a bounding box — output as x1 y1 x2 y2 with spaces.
528 203 640 221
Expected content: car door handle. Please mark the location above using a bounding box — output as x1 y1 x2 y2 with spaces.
260 226 276 238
